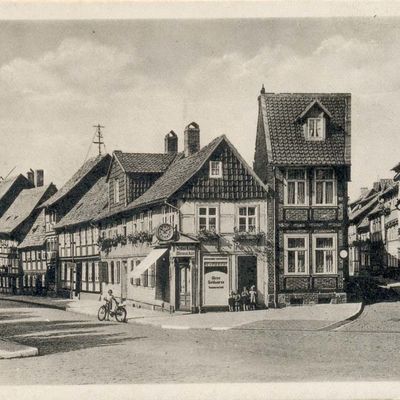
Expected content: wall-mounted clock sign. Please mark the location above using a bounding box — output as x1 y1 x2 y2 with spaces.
156 223 174 241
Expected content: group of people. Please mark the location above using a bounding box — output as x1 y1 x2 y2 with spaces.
228 285 257 311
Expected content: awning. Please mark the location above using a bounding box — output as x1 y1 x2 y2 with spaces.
132 248 168 279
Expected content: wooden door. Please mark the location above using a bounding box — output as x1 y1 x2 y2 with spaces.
177 261 191 310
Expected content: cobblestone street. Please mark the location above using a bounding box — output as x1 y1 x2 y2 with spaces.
1 300 400 384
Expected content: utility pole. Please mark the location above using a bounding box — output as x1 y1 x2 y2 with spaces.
93 124 105 156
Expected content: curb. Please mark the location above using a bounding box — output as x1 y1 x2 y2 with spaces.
0 296 68 311
0 339 38 359
317 302 365 331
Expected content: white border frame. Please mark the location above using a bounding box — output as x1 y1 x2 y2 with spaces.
312 233 338 275
313 167 337 207
284 168 308 207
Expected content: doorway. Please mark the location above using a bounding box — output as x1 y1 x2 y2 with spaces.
121 260 127 300
176 260 191 311
75 263 82 296
237 256 257 291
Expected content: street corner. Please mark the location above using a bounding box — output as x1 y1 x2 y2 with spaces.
0 339 38 359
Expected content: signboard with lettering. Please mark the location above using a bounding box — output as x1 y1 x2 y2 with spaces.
175 245 197 257
203 256 229 306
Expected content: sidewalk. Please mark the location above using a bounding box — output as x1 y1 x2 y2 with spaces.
0 339 38 359
0 293 362 331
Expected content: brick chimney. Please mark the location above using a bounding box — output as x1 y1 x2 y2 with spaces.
27 169 35 186
35 170 44 187
184 122 200 157
164 130 178 154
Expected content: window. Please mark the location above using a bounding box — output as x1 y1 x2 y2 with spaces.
110 261 115 284
307 118 325 140
139 213 144 231
114 179 120 203
238 207 257 232
147 210 153 232
314 169 335 205
286 169 306 205
142 270 149 287
116 261 121 284
313 234 337 274
284 234 309 275
148 265 155 287
209 161 222 178
198 207 218 232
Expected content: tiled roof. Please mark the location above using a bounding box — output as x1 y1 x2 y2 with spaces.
42 154 109 207
0 175 19 200
18 210 46 249
0 185 55 235
260 93 351 165
96 135 268 221
349 194 379 223
114 151 179 174
55 176 108 229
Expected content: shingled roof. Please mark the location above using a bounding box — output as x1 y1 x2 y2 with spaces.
97 135 269 221
259 92 351 166
42 154 109 208
112 151 179 174
18 210 46 249
0 184 56 235
55 176 108 229
349 193 379 223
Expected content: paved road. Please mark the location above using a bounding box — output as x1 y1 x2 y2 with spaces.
1 299 400 384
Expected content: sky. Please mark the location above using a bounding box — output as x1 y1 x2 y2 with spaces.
0 17 399 200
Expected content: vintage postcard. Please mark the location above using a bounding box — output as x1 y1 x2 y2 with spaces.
0 1 400 399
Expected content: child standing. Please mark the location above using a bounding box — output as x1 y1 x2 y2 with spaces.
228 291 235 312
241 287 250 311
234 291 242 312
249 285 257 310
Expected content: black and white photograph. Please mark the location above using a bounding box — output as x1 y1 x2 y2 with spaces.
0 2 400 399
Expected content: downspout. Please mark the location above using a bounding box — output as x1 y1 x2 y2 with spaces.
273 166 278 308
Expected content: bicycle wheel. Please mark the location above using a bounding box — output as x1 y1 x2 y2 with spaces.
115 307 127 323
98 305 107 321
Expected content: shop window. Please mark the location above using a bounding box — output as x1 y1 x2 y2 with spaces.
110 261 115 284
142 270 149 287
313 234 337 274
284 234 309 275
116 261 121 284
286 169 307 205
314 169 336 205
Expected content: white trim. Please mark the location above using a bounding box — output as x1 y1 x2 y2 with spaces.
313 168 337 206
306 117 326 140
284 168 308 206
209 160 223 179
312 233 338 275
236 205 259 233
196 204 220 233
283 233 309 276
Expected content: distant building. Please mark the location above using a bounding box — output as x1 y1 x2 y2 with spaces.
0 174 33 218
0 180 57 293
254 90 351 306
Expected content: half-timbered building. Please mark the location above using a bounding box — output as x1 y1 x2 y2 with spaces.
95 123 269 312
253 89 351 306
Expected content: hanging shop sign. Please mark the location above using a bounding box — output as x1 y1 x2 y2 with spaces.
174 245 197 257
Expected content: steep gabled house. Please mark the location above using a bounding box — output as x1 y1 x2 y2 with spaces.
41 154 111 293
0 183 57 293
94 123 269 312
254 89 351 306
54 176 108 298
0 174 33 218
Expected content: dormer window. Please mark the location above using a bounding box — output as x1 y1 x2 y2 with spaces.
209 161 222 178
306 117 325 140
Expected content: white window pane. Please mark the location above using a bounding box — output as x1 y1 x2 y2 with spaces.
325 181 334 203
288 251 296 273
288 182 295 204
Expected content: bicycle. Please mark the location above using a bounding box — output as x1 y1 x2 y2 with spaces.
98 299 127 323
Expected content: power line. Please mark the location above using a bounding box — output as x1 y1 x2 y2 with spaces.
93 124 105 156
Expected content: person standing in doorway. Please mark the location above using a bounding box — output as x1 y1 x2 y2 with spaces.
249 285 257 310
234 291 242 312
241 287 250 311
228 291 235 312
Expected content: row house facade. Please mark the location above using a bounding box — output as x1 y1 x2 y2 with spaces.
348 178 400 278
0 181 57 293
40 154 111 295
90 124 270 312
254 90 351 307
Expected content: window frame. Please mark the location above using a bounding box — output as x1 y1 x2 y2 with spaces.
312 233 338 275
114 178 120 204
285 168 308 206
209 161 223 179
306 117 325 140
236 205 258 233
197 205 219 233
284 233 309 276
313 168 337 206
